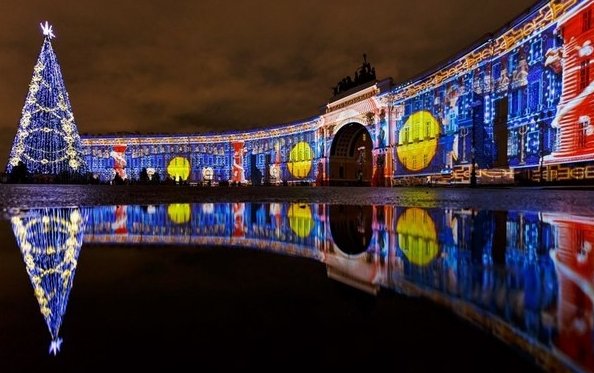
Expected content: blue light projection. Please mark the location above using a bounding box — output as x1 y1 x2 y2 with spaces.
75 1 594 185
11 207 85 355
6 2 594 184
6 23 86 176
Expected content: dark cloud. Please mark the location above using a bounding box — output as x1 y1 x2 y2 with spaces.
0 0 535 166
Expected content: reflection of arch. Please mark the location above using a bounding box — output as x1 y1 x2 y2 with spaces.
396 208 439 266
329 123 372 186
329 205 373 255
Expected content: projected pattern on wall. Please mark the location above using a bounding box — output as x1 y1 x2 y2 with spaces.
74 0 594 185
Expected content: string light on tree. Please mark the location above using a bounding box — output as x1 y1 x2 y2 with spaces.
11 208 86 355
6 22 86 176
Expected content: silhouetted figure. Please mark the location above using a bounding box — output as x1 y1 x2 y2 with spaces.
152 171 161 184
113 173 125 185
9 161 29 183
251 168 263 186
139 168 150 184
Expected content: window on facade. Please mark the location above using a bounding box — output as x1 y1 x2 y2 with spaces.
580 60 591 90
509 52 517 74
531 39 542 62
529 81 540 111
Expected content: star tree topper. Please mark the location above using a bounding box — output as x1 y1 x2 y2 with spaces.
40 21 55 39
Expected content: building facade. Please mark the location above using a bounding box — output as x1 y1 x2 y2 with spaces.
79 0 594 185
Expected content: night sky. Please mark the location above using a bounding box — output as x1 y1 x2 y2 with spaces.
0 0 535 167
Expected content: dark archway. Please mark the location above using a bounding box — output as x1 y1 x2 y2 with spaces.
329 205 373 255
329 123 373 186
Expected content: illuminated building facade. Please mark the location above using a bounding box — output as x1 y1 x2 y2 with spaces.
9 1 594 184
77 1 594 185
81 122 320 184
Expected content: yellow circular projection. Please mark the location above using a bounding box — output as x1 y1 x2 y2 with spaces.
288 204 313 238
168 203 191 224
288 142 313 179
167 157 191 181
396 208 439 266
397 111 440 171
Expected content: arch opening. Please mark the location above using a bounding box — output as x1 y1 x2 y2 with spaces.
329 123 373 186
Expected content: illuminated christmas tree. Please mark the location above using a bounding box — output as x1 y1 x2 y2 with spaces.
6 22 86 176
11 207 86 355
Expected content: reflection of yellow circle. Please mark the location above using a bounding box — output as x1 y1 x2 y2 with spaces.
168 203 191 224
397 111 440 171
167 157 191 181
288 204 313 238
396 208 438 266
288 142 312 178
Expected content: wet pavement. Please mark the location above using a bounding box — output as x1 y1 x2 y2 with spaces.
1 185 593 371
1 184 594 214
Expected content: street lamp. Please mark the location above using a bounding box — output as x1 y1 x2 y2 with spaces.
470 146 477 187
470 99 481 188
538 112 549 184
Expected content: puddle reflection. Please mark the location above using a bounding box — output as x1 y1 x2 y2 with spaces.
8 203 594 372
11 208 85 355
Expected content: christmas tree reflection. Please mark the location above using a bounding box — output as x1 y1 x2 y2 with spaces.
11 207 85 355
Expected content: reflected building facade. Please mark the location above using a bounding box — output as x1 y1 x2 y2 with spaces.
9 202 594 372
